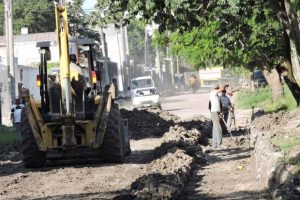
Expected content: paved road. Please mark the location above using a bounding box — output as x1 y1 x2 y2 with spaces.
161 92 211 120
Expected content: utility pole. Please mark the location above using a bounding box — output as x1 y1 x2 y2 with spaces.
170 54 175 84
176 56 180 74
156 47 161 79
100 27 110 86
5 0 15 101
144 27 148 71
2 0 15 125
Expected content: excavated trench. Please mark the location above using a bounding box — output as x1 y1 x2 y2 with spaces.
1 106 298 200
0 108 211 200
116 109 211 199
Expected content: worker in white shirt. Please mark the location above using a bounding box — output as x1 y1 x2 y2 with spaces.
11 98 24 139
209 84 223 149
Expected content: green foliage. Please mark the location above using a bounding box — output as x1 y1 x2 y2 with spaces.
67 0 100 42
236 85 297 112
236 87 272 109
0 0 55 35
0 0 99 43
273 136 300 153
0 125 17 146
13 0 56 34
273 135 300 169
47 62 60 71
143 1 285 72
127 20 146 61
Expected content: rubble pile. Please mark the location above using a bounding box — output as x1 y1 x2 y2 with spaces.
120 109 178 139
250 109 300 200
0 141 20 161
155 125 206 158
115 123 207 200
129 149 193 200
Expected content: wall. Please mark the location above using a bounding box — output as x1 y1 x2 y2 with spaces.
0 43 59 66
0 64 12 125
16 66 40 100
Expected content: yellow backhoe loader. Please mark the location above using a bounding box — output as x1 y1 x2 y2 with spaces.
19 1 130 168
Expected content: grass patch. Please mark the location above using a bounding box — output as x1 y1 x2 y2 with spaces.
236 85 297 112
272 135 300 169
0 125 17 146
236 87 271 109
272 136 300 153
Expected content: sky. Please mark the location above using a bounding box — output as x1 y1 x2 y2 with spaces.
82 0 97 10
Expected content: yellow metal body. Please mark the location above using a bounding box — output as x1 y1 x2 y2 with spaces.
55 3 72 116
22 2 117 153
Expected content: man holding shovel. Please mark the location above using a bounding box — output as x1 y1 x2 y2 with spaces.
209 84 223 149
220 89 233 134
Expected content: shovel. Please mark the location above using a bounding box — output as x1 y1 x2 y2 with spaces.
219 114 239 145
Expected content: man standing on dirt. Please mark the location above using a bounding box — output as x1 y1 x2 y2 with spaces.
11 98 24 139
188 75 199 94
220 89 232 134
209 84 223 149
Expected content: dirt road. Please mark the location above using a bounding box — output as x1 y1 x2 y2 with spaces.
0 93 268 200
162 92 211 120
184 138 269 200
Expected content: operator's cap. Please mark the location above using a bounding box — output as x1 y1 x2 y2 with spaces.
214 84 220 89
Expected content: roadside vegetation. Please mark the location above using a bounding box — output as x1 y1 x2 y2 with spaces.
272 135 300 169
235 85 297 112
237 85 299 169
0 125 17 146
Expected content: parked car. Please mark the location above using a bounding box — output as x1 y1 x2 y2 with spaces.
129 76 162 109
251 70 268 88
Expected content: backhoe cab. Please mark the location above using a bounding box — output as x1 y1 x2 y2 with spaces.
20 2 130 168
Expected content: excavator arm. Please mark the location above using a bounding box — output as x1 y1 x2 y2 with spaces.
54 1 72 117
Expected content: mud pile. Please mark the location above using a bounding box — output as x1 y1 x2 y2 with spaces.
250 109 300 200
0 141 20 161
155 125 207 158
115 124 205 200
178 116 212 138
120 109 179 139
129 149 193 200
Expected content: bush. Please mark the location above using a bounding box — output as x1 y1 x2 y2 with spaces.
236 85 297 112
0 125 17 146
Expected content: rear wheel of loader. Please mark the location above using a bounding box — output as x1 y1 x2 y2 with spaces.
101 106 125 163
20 109 46 168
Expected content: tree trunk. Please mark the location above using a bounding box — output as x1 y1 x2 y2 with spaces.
275 0 300 83
277 23 300 105
273 0 300 105
263 69 284 100
278 60 300 105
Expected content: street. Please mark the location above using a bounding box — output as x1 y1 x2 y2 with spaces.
162 92 211 120
0 92 265 200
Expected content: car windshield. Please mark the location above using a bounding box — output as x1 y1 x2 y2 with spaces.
253 71 264 78
131 78 154 89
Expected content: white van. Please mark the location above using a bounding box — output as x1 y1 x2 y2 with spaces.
130 76 161 109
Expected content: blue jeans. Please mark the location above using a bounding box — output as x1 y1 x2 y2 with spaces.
211 112 222 148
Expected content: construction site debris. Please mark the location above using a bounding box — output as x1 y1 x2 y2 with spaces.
120 109 180 140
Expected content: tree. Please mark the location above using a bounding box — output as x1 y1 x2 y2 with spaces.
0 0 100 43
127 20 145 63
67 0 100 42
0 0 55 35
98 0 300 103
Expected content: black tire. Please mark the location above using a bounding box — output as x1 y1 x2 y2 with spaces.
20 109 46 168
101 105 125 163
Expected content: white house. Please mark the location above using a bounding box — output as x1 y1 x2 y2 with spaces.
0 32 59 66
